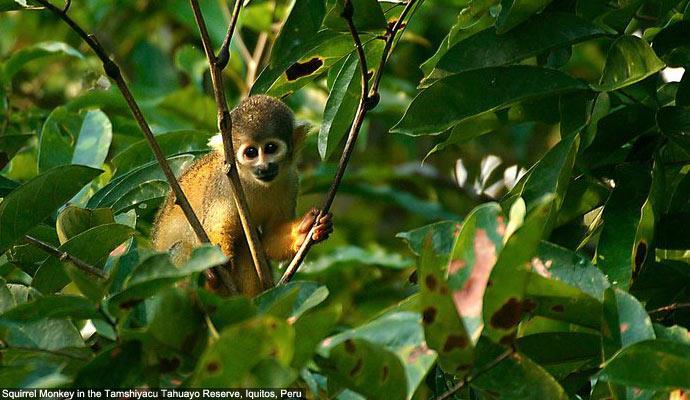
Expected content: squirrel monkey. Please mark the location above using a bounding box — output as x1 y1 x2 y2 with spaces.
152 95 333 296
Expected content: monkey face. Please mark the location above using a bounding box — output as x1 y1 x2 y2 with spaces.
236 138 289 184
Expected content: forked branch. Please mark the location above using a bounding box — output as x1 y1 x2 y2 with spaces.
189 0 274 290
33 0 237 291
279 0 419 284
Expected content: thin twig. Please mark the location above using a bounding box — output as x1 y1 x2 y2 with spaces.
246 32 268 91
279 0 419 285
436 348 514 400
216 0 243 70
648 303 690 315
25 235 107 280
31 0 239 292
189 0 273 290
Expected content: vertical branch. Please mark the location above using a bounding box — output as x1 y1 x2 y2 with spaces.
279 0 419 285
189 0 274 290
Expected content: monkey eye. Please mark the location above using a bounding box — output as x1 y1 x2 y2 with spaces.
244 146 258 159
264 142 279 155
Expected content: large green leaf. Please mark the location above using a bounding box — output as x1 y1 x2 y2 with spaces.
397 220 459 256
192 315 295 387
111 130 212 176
517 332 600 379
596 36 665 92
319 312 435 399
321 338 407 400
319 53 361 160
1 41 83 83
470 337 568 399
55 205 115 244
0 295 99 321
425 13 607 84
601 288 655 360
652 20 690 67
254 281 329 319
38 108 112 172
145 287 206 352
106 246 226 313
270 0 327 67
87 154 194 211
0 165 101 254
496 0 554 34
599 340 690 390
596 165 653 289
392 66 587 136
482 195 554 345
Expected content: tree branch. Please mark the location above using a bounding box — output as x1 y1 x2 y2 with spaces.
648 303 690 315
33 0 237 292
216 0 243 70
436 348 514 400
24 235 107 280
279 0 419 285
189 0 273 290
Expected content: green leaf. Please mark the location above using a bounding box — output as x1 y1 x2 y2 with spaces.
602 288 655 360
0 0 30 12
0 295 99 321
0 134 33 170
421 203 505 374
32 223 134 296
111 130 213 176
292 306 340 368
599 340 690 390
254 281 329 320
87 154 194 211
319 53 361 160
73 342 143 387
192 315 295 387
70 110 112 169
55 205 115 244
1 41 83 83
106 245 226 313
321 338 407 400
596 164 653 289
302 245 413 273
652 20 690 67
496 0 554 34
0 165 101 254
517 332 600 379
425 13 607 84
506 133 580 235
270 0 327 66
596 36 665 92
392 66 587 136
323 0 387 32
396 220 459 256
0 175 19 197
146 287 206 352
471 337 568 399
320 312 435 399
254 32 362 97
482 195 554 345
0 318 84 351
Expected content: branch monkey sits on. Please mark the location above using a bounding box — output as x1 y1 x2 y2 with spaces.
153 95 333 296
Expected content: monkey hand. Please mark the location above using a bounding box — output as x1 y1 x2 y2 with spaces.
296 208 333 246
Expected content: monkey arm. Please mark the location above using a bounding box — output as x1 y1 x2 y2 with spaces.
263 208 333 261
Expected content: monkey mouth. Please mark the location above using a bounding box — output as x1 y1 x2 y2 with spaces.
255 171 278 182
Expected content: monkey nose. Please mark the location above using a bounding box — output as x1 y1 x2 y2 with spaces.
253 163 278 182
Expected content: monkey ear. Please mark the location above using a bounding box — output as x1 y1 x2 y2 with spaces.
293 120 311 146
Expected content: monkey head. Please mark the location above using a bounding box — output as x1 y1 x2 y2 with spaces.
208 95 309 185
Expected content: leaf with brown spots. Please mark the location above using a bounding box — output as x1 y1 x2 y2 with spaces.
191 315 295 387
320 338 406 400
482 195 555 345
447 203 506 338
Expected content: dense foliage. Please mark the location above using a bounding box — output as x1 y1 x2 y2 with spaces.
1 0 690 398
